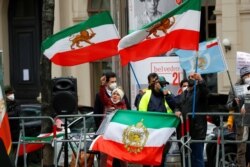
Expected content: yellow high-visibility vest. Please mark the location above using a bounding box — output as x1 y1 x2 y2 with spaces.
138 90 173 113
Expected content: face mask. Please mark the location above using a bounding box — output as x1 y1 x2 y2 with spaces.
160 86 167 92
188 79 195 87
182 86 188 92
7 94 15 101
109 82 117 90
244 78 250 85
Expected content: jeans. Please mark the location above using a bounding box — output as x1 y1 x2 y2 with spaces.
190 143 205 167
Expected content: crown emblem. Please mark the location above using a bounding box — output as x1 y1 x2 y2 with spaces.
122 119 149 153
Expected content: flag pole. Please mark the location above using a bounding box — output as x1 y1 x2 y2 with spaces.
217 37 236 96
192 51 199 118
129 63 141 90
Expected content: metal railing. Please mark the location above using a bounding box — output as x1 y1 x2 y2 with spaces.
9 112 250 167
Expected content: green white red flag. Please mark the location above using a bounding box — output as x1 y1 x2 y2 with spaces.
118 0 201 66
42 11 120 66
90 110 179 166
0 86 12 155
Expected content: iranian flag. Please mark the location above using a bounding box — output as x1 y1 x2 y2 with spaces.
90 110 179 165
118 0 201 66
42 11 120 66
0 87 12 155
18 131 64 156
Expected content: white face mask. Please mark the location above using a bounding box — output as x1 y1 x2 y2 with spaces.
7 94 15 101
182 86 188 92
244 78 250 85
109 82 117 90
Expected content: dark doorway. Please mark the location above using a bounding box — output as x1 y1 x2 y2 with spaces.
8 0 42 103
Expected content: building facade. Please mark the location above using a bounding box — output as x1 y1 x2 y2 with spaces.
0 0 250 107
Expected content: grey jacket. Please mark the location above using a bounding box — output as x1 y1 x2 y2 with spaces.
226 79 245 126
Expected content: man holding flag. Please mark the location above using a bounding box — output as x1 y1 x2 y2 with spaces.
175 73 209 167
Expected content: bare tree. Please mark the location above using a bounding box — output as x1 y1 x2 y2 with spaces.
41 0 54 166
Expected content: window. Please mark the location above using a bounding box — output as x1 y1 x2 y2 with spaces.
200 1 217 93
200 1 216 41
87 0 110 15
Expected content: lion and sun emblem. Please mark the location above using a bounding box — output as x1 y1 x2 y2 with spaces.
122 119 149 153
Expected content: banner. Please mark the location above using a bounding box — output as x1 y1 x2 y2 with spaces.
130 56 182 110
236 51 250 75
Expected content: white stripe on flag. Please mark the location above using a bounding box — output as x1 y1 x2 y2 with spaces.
44 24 119 59
118 10 200 50
104 122 176 147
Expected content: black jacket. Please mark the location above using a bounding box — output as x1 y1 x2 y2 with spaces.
176 81 209 140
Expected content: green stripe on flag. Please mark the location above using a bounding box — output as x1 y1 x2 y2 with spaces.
143 0 201 29
111 110 180 129
41 11 114 52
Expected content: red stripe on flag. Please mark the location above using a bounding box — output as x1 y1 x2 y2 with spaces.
51 39 119 66
18 132 61 156
0 114 12 154
18 143 44 156
119 29 199 66
91 136 164 165
206 41 218 48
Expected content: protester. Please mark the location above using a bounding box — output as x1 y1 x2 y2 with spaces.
138 75 177 167
227 66 250 167
93 71 130 128
94 72 129 167
175 73 209 167
134 72 159 110
174 79 189 154
138 75 175 113
175 78 189 104
99 75 127 112
177 79 189 95
5 86 20 142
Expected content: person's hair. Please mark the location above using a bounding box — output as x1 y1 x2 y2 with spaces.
180 79 188 87
4 86 14 95
147 73 158 83
104 71 117 82
112 86 124 99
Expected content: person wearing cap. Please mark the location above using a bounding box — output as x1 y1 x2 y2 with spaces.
134 72 159 110
227 66 250 167
138 75 176 113
138 75 177 167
